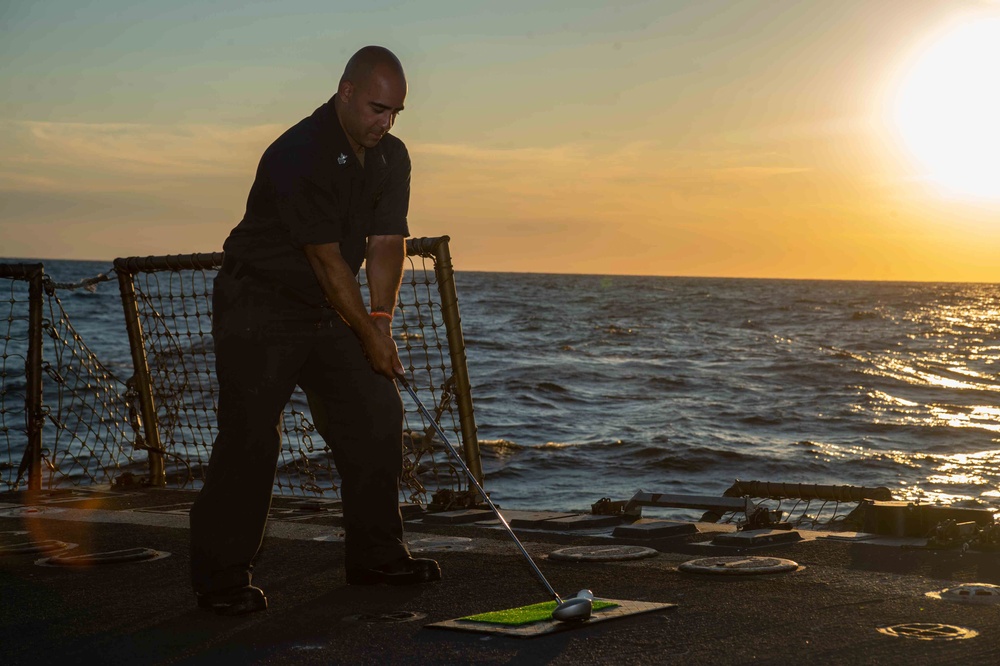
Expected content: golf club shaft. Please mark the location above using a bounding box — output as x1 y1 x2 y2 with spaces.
397 375 563 604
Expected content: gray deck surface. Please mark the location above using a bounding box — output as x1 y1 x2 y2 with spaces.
2 487 999 665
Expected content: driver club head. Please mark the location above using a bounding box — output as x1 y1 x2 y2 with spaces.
551 596 593 623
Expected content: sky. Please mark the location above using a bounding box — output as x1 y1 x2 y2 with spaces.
2 0 999 280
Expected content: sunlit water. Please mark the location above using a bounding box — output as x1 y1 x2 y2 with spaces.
4 260 999 513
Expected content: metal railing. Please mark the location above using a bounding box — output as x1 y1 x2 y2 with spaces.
0 264 44 491
1 236 482 500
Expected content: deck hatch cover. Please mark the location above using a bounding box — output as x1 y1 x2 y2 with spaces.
548 545 658 562
678 556 798 575
37 547 169 567
877 623 978 641
926 583 1000 605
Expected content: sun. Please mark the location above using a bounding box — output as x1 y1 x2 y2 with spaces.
891 16 1000 199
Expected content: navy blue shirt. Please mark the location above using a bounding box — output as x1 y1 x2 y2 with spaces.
223 96 410 306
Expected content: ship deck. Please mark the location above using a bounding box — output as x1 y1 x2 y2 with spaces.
2 487 999 665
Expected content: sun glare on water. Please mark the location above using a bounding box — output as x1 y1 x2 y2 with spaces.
890 16 1000 199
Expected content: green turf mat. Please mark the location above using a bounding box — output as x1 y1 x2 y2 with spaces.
461 600 619 626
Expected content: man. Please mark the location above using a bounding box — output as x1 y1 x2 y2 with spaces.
190 46 440 617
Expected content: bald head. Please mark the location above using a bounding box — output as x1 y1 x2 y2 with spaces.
340 46 406 89
335 46 408 152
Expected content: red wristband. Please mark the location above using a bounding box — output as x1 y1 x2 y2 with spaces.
370 311 393 322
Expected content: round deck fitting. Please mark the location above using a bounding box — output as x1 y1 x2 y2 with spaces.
926 582 1000 605
343 611 426 623
409 536 473 553
37 547 170 567
678 556 798 575
0 540 74 556
312 533 345 543
0 530 29 538
548 545 658 562
0 506 66 518
877 623 978 641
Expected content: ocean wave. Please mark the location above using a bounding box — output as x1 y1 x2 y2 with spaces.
536 441 582 450
478 438 524 452
646 376 687 390
513 395 560 409
10 264 1000 512
1 378 27 392
739 414 785 426
600 324 635 336
643 445 757 472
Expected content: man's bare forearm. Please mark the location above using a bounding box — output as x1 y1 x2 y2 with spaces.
303 243 380 343
365 235 405 315
303 241 404 378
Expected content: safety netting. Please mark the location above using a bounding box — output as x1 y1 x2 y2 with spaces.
40 278 143 487
1 266 142 491
1 269 33 490
708 480 893 530
1 237 479 504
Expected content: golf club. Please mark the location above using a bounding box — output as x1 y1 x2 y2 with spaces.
397 374 593 622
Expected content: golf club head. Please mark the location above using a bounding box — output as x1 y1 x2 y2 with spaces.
551 596 593 623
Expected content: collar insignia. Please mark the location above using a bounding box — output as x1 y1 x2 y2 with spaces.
337 153 348 165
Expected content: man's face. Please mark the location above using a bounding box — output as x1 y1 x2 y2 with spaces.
340 65 406 150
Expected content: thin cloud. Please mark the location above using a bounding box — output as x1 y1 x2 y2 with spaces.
0 169 61 190
0 120 283 187
711 166 810 178
411 140 808 183
0 119 807 196
0 120 811 237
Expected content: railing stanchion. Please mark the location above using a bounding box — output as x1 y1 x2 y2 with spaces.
25 265 44 491
428 237 484 487
115 264 166 487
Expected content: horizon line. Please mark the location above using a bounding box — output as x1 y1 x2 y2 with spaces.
2 255 998 286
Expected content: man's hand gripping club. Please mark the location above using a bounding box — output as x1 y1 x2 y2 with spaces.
304 238 406 379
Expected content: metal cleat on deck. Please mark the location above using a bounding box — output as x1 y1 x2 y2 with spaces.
590 497 641 518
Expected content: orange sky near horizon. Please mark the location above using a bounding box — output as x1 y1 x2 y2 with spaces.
1 0 999 281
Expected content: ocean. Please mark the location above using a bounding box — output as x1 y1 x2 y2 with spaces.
4 259 999 514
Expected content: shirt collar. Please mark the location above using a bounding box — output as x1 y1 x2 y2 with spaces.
314 95 384 172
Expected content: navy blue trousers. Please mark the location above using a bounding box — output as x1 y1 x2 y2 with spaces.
190 270 408 594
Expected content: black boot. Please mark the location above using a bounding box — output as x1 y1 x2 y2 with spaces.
196 585 268 616
346 556 442 585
